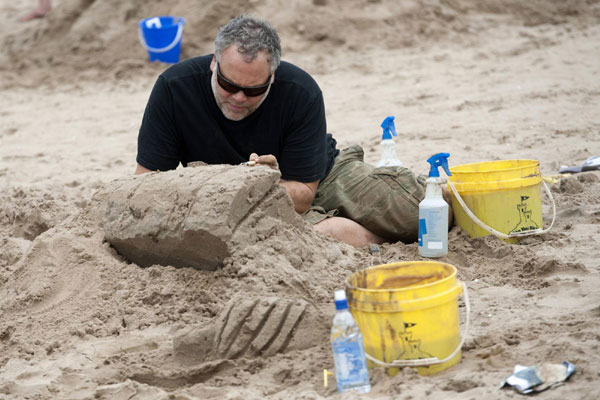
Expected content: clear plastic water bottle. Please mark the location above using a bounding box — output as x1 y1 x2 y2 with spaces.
330 290 371 393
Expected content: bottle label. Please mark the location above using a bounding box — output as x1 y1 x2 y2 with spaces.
424 209 443 239
332 339 370 389
418 206 448 257
427 241 443 249
418 218 427 247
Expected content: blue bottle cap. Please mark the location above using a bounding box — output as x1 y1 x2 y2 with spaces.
334 290 348 310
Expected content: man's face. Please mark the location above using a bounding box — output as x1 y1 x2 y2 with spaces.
210 45 273 121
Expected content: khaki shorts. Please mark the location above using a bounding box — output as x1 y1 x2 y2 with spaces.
303 145 426 243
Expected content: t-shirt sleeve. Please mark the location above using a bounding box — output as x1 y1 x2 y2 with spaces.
278 91 328 182
136 76 181 171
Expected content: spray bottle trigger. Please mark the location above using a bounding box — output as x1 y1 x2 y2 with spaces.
380 116 397 140
426 153 452 177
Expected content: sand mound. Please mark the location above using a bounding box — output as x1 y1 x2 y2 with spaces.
2 0 599 88
1 171 599 398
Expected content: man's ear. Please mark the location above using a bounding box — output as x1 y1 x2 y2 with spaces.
210 55 216 72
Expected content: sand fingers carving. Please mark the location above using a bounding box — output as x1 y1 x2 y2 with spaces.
173 296 321 362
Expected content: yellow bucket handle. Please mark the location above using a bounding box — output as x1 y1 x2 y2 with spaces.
448 180 556 239
364 282 470 368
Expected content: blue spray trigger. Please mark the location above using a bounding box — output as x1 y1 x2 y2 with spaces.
427 153 452 177
380 116 397 140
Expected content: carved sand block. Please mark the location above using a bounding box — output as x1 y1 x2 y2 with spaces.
96 165 302 270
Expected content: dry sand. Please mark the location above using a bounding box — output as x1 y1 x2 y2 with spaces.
1 0 600 399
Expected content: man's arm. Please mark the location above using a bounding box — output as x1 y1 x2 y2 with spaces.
137 156 317 212
249 153 318 213
135 163 152 174
280 179 319 213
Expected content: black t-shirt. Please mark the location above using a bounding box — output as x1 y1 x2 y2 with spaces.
137 55 339 182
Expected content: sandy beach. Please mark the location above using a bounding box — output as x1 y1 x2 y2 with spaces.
1 0 599 398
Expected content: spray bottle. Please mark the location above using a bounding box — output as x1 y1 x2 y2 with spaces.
418 153 451 258
376 116 403 168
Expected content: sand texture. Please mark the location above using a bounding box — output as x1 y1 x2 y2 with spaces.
1 0 599 399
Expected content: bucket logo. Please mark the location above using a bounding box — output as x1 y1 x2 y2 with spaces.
510 195 539 234
395 322 433 360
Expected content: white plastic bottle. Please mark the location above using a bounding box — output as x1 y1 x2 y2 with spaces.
419 153 451 258
330 290 371 394
376 116 403 168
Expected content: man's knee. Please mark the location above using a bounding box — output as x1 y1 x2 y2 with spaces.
314 216 386 247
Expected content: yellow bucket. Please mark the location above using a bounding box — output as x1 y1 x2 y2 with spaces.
346 261 468 376
448 159 555 243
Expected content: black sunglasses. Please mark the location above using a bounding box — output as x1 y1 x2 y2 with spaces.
216 62 272 97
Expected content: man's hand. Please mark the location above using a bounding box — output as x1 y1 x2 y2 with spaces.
135 163 152 174
248 153 279 171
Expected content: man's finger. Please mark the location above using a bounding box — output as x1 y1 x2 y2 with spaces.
250 154 278 171
257 155 277 166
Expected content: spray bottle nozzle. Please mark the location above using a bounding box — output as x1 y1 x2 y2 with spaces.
427 153 452 177
380 116 397 140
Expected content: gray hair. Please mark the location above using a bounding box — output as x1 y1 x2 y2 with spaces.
214 15 281 73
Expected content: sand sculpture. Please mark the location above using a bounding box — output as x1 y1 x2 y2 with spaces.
97 164 303 270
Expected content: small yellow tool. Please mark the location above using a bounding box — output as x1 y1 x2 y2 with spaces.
542 174 563 184
323 369 334 387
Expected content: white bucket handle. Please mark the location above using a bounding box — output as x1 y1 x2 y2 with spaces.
448 179 556 240
138 18 184 53
364 281 470 368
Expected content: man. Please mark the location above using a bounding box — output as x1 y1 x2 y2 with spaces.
136 15 429 247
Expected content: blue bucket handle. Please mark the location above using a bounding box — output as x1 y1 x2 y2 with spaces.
138 17 185 54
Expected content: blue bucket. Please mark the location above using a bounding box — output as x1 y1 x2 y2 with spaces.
138 16 185 63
